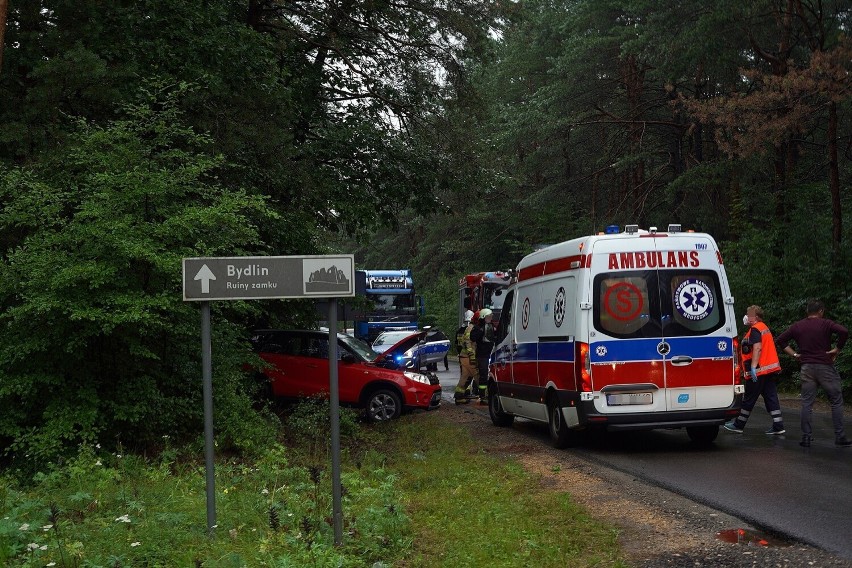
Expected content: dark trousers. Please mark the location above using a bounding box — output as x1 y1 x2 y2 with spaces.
733 372 784 431
800 363 846 438
476 358 489 396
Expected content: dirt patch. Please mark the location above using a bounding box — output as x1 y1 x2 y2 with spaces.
437 399 852 567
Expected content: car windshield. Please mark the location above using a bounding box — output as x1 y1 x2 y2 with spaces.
369 294 418 314
340 334 382 361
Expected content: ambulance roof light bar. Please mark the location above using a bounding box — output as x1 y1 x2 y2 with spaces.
668 223 682 233
625 224 639 234
604 224 620 234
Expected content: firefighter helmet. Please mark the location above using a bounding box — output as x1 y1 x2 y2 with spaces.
479 308 493 319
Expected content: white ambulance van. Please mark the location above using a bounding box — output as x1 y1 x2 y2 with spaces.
488 224 744 446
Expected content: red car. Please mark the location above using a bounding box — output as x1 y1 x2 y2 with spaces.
251 329 442 422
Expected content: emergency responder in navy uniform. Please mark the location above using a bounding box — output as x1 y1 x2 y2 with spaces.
454 313 478 403
724 305 785 434
471 308 494 403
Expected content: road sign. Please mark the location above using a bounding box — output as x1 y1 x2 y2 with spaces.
182 255 355 301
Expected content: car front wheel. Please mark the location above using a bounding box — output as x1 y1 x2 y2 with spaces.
365 389 402 422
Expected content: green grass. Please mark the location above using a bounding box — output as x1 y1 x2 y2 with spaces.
0 402 625 567
383 412 625 568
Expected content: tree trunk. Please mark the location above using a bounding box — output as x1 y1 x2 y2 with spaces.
0 0 8 76
828 100 841 259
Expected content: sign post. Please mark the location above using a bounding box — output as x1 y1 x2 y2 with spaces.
327 298 343 543
182 255 354 541
200 301 215 534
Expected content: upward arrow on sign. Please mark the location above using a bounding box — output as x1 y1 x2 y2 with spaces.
193 264 216 294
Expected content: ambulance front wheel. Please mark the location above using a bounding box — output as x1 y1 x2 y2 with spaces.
686 425 719 446
488 386 514 427
548 397 580 449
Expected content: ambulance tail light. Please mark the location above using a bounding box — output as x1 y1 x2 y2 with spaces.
576 342 592 391
732 336 742 385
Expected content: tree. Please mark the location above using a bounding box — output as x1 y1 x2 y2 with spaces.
0 85 279 467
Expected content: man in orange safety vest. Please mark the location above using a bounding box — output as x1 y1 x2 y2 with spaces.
724 305 785 435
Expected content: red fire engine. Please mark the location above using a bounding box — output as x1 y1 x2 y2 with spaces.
458 271 513 326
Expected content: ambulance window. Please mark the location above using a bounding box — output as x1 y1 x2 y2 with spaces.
594 273 656 338
495 290 514 344
661 272 723 335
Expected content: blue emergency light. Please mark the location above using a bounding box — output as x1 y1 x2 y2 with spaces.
604 224 620 234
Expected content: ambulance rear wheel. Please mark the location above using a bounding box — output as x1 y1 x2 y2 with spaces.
488 387 514 427
548 397 578 449
687 425 719 446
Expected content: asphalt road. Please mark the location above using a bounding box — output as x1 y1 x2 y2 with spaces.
433 362 852 560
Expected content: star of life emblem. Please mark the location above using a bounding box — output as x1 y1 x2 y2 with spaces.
674 279 714 321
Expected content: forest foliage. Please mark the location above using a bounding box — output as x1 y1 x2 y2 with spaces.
1 0 851 467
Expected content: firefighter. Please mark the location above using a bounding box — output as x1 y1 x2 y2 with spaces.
454 312 478 403
471 308 494 403
724 305 785 434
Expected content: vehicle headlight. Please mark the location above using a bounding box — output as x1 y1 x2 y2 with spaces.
404 371 431 385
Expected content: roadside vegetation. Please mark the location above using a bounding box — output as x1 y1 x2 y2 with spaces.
0 400 623 567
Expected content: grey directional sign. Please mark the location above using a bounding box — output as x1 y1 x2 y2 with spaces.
182 255 354 301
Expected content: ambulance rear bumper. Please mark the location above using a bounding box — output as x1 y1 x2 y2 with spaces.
559 392 742 431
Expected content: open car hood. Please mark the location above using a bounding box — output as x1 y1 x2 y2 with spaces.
373 330 427 363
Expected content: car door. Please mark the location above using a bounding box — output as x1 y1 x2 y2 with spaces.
295 333 331 397
491 288 515 387
337 340 370 404
256 331 308 398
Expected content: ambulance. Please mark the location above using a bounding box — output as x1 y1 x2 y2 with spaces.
487 224 744 446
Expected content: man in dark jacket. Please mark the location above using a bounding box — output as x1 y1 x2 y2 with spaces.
776 299 850 447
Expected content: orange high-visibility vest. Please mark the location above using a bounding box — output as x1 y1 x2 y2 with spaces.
750 321 781 376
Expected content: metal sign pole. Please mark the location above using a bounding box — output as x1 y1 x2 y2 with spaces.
328 298 343 545
201 301 217 534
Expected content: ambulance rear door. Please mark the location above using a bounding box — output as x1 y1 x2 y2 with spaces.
588 233 734 414
656 235 735 411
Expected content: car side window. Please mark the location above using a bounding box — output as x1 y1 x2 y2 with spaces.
276 336 301 356
301 336 329 359
254 332 299 355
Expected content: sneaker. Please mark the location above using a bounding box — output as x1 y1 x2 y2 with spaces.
765 427 786 435
800 436 812 447
836 436 852 447
723 422 744 433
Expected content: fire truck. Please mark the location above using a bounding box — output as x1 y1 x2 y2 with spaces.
352 269 423 343
458 271 513 326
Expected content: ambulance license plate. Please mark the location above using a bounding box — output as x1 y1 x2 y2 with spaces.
606 392 652 406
